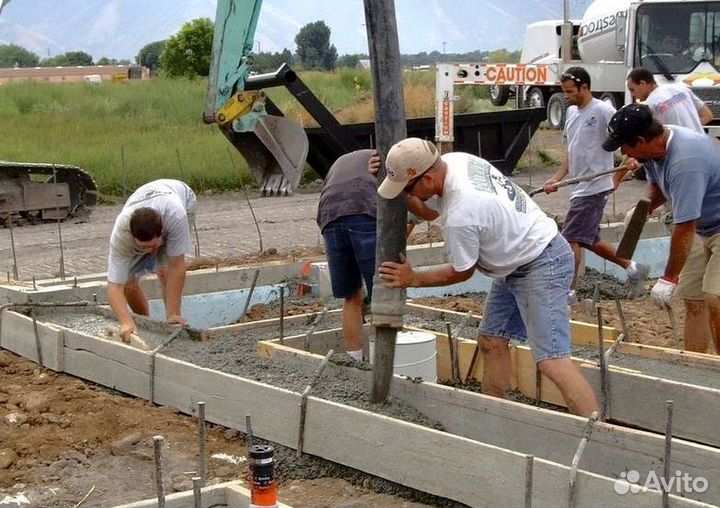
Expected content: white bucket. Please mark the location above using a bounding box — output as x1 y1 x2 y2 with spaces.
369 331 437 382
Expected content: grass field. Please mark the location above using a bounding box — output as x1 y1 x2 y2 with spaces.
0 68 501 196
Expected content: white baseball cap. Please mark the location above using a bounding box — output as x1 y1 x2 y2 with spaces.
377 138 439 199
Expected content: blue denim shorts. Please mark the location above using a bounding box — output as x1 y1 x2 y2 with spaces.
561 190 610 247
321 214 376 299
479 234 574 363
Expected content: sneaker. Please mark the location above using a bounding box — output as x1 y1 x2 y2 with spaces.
567 290 579 307
626 262 650 299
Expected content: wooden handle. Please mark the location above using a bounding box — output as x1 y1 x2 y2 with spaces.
105 326 150 351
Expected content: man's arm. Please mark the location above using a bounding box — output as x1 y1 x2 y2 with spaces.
698 105 713 126
164 255 187 324
107 282 136 338
543 153 570 194
407 195 439 221
664 220 697 280
647 183 667 214
378 254 475 288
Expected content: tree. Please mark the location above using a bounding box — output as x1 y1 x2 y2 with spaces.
0 44 39 67
136 40 166 73
40 51 94 67
337 54 360 69
487 49 521 64
97 57 118 65
294 21 337 71
160 18 213 79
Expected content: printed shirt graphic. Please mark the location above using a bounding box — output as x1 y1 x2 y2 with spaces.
646 83 705 134
440 153 557 278
644 127 720 237
563 98 615 199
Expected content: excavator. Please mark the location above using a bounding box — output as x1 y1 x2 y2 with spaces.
0 0 98 225
204 0 547 196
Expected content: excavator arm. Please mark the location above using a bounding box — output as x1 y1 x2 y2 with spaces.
204 0 309 196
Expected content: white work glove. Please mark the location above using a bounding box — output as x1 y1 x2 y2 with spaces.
651 277 677 308
624 207 636 229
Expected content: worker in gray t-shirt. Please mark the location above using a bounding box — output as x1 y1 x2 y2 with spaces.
107 179 197 340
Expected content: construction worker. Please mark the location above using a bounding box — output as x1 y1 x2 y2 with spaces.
614 66 713 188
542 66 649 303
602 103 720 354
377 137 599 417
107 179 197 340
317 150 437 361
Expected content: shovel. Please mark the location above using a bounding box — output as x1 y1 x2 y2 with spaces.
525 165 630 197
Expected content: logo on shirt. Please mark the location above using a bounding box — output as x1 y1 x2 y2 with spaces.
584 115 598 128
466 159 527 213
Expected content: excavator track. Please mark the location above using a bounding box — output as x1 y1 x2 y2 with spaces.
0 161 97 227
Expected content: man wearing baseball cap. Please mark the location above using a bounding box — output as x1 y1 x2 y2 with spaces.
603 103 720 354
377 138 599 416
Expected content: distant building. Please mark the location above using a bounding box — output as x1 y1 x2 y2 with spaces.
0 65 150 85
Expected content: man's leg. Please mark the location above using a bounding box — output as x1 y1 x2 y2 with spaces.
478 334 512 398
587 240 630 269
342 287 364 353
707 296 720 354
683 299 711 352
124 277 149 315
538 358 598 417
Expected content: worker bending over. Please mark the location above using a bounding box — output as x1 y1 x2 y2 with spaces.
378 138 599 417
107 179 197 340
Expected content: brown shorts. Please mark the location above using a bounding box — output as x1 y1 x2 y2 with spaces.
676 232 720 300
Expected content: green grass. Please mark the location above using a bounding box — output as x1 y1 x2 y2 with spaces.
0 70 501 196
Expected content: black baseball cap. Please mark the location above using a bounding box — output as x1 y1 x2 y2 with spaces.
602 103 654 151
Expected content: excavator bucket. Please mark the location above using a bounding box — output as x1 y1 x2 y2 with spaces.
220 112 308 196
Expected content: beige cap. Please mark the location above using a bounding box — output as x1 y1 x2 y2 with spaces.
377 138 439 199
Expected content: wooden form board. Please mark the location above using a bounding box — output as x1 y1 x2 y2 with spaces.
435 330 720 448
0 309 65 371
261 342 720 506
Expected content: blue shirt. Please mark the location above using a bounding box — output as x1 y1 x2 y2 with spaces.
645 126 720 237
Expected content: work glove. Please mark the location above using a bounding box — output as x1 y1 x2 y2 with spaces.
651 277 676 308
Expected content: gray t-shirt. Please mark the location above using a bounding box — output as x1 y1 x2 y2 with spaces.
645 127 720 237
646 83 705 134
317 150 377 231
107 179 197 283
563 98 616 199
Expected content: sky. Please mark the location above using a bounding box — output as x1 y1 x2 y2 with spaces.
0 0 593 61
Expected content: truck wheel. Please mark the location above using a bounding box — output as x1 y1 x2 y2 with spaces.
490 85 510 106
526 87 545 108
600 92 623 110
546 93 566 130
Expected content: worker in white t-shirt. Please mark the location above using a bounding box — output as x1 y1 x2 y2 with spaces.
542 67 649 304
376 137 599 417
107 179 197 340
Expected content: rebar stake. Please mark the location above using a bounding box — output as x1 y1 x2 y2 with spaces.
464 342 480 384
31 310 43 368
153 436 165 508
237 269 260 323
446 321 459 383
32 276 37 291
8 214 18 280
597 305 607 421
278 284 285 345
52 165 66 280
192 476 202 508
568 411 598 508
197 402 206 487
662 400 674 508
304 307 328 351
614 294 629 342
245 414 254 449
297 350 333 458
524 454 534 508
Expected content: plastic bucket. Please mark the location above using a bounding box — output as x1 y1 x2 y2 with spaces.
369 330 437 382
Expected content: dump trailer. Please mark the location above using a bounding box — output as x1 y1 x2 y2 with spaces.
205 0 546 195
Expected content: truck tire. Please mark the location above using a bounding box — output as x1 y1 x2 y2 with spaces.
546 93 566 130
600 92 623 110
526 87 545 108
490 85 510 106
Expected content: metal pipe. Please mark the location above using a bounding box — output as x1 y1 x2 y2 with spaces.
153 436 166 508
197 402 206 487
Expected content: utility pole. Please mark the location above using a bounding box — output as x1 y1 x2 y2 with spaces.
363 0 407 403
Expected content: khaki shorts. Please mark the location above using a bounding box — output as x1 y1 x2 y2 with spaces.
676 232 720 300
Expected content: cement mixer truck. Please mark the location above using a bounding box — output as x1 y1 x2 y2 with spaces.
436 0 720 134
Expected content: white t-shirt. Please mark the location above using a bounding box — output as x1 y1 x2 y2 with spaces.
563 98 616 199
440 153 558 278
645 83 706 134
107 179 197 284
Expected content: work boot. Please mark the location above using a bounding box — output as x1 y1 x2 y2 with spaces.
626 262 650 299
